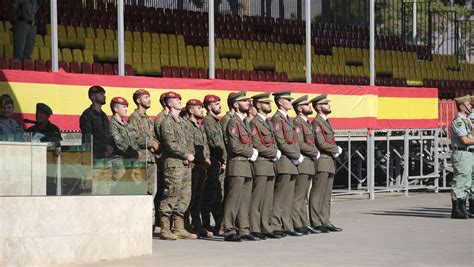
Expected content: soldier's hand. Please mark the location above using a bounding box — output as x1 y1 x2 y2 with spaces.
186 154 195 162
205 159 211 167
148 141 159 152
105 145 114 157
220 163 226 171
183 160 189 166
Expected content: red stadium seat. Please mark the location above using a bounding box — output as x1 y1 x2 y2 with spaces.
171 67 181 78
241 70 249 80
232 70 242 80
224 69 233 80
265 71 273 82
81 62 92 74
280 72 288 82
22 59 34 71
59 61 69 72
197 68 207 79
161 66 172 77
69 61 81 73
180 67 190 78
9 59 22 70
249 70 258 81
125 64 134 76
92 63 103 74
34 60 46 72
103 63 113 75
0 58 8 69
216 69 224 79
274 72 282 82
189 67 198 79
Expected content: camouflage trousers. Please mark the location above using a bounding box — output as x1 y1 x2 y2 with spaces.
201 160 224 227
159 165 192 219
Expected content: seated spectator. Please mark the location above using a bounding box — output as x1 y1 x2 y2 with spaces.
0 94 24 140
26 103 62 144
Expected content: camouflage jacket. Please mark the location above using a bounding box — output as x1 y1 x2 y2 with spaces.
79 105 113 159
128 109 158 162
203 113 227 164
110 116 145 159
160 113 194 168
220 111 233 148
184 118 210 165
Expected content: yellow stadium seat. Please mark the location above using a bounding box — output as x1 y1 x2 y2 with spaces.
196 56 205 68
125 52 133 65
169 54 179 67
83 50 94 63
72 49 83 62
104 39 116 60
221 58 230 69
0 32 11 46
0 21 4 32
178 45 186 56
151 33 160 44
84 38 94 51
132 51 143 65
96 28 106 40
94 39 105 54
229 58 238 70
186 45 195 57
246 60 254 70
160 34 169 44
176 54 186 67
151 53 161 67
85 27 95 39
161 54 170 66
251 41 260 51
195 46 203 57
31 47 39 60
169 44 178 55
61 48 73 62
75 27 85 46
133 42 142 53
40 47 51 61
104 29 115 40
133 31 142 43
2 44 13 59
168 34 177 45
248 49 257 61
216 38 224 48
151 43 160 54
177 35 185 46
142 52 153 73
142 43 151 54
142 32 151 43
187 56 197 68
238 39 246 50
160 43 169 55
275 61 284 72
35 35 44 47
65 25 77 46
244 40 252 50
124 31 133 42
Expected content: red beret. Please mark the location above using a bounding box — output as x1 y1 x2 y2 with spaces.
162 91 181 100
203 94 221 103
111 97 129 106
228 92 238 98
134 89 150 97
186 99 203 107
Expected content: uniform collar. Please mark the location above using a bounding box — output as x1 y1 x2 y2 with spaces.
319 113 328 121
257 113 267 121
298 114 308 122
236 112 246 122
278 109 288 117
134 109 148 118
112 115 126 126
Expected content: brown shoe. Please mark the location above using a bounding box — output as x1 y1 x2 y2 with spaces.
173 218 198 239
159 218 178 240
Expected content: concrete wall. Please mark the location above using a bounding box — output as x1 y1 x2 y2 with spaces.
0 196 153 266
0 142 47 196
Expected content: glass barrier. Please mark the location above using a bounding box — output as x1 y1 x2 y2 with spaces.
1 133 149 196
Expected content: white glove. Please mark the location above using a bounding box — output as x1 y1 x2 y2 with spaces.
272 150 282 162
292 154 304 165
314 151 320 160
333 146 343 158
249 148 259 162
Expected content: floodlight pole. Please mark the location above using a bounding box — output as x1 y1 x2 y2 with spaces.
118 0 125 76
305 0 311 83
209 0 215 79
369 0 375 86
50 0 58 72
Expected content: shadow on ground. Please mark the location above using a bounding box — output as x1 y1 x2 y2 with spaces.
369 207 451 219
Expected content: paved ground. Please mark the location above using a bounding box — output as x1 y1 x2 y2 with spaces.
77 192 473 266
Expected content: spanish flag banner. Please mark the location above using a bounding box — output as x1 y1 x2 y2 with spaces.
0 70 438 131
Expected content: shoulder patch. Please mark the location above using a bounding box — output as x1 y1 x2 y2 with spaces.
315 125 321 133
251 127 257 135
456 121 463 128
230 127 237 135
295 127 301 133
274 122 280 131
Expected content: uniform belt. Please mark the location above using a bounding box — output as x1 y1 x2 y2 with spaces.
18 18 35 25
256 156 272 161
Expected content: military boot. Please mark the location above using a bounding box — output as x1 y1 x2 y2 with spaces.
451 199 468 219
159 218 178 240
469 199 474 217
193 218 213 238
462 199 474 218
173 218 198 239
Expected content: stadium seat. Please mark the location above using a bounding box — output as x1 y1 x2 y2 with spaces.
92 63 103 74
81 62 92 74
34 60 46 72
9 59 21 70
22 59 34 71
69 61 81 73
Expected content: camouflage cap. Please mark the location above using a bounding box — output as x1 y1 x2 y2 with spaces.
309 94 331 105
228 91 249 104
454 95 471 105
36 103 53 115
292 95 310 107
272 90 293 100
251 92 272 103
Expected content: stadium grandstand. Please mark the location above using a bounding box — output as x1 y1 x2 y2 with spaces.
0 0 472 98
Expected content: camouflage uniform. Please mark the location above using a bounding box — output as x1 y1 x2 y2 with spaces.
220 111 233 148
153 109 168 226
159 113 194 223
110 116 146 194
184 118 211 232
129 109 158 195
202 112 227 230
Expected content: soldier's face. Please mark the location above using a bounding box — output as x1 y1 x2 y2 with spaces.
168 97 182 111
190 105 204 119
35 110 50 124
279 98 293 110
237 100 249 113
138 94 151 109
210 101 222 115
302 104 313 115
115 104 128 117
0 104 14 118
260 102 272 114
92 92 106 105
319 103 332 114
247 106 257 117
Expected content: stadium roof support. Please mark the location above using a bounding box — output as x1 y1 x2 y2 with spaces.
369 0 375 86
118 0 125 76
50 0 58 72
305 0 311 84
209 0 215 79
